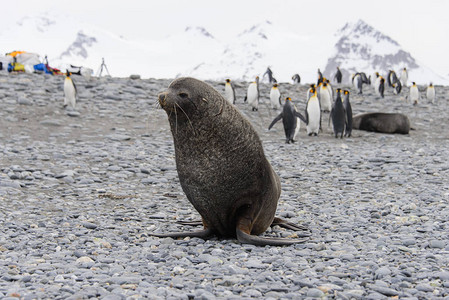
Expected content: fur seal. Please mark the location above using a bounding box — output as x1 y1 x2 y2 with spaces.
353 112 410 134
153 77 310 246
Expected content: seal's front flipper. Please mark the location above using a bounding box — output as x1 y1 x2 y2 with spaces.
176 220 203 226
149 227 213 239
271 217 310 235
236 227 309 246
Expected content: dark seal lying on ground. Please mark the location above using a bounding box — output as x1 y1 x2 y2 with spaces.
353 112 410 134
152 77 310 246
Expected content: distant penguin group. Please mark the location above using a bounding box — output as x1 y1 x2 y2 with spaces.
222 63 441 143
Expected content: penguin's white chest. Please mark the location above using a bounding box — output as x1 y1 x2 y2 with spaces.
371 73 378 86
269 88 280 109
64 78 76 108
307 97 321 134
374 77 382 94
247 83 258 107
401 71 408 86
319 87 332 112
410 86 419 102
224 84 234 103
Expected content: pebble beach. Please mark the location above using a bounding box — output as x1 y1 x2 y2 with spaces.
0 72 448 299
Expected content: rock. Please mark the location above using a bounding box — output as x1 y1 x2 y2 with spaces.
307 288 324 298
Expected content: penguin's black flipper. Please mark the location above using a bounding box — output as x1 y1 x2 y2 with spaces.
268 113 283 130
304 110 309 125
72 80 77 96
294 111 307 124
244 95 247 102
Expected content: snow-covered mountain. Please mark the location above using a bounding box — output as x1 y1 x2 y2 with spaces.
1 13 447 85
323 19 448 85
184 20 333 83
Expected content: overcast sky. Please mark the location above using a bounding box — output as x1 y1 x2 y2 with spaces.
5 0 449 76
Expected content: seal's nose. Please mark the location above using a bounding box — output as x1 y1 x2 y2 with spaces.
158 92 167 106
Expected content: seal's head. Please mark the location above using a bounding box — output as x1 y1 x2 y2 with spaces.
158 78 209 116
158 77 229 129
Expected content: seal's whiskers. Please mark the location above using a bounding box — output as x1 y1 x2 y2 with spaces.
173 104 178 135
175 103 196 136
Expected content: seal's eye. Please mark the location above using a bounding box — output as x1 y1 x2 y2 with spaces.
178 93 189 99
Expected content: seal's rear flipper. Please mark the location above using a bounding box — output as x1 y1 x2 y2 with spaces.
271 217 310 235
149 227 213 239
236 228 309 246
176 220 203 226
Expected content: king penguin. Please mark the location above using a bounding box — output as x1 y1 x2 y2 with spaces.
269 83 281 110
224 79 236 104
426 83 435 103
317 68 323 85
305 87 321 136
409 82 419 105
400 67 408 87
244 76 260 111
352 73 363 94
330 89 346 138
334 67 342 84
378 77 385 98
343 90 353 137
387 70 398 87
392 79 402 95
319 82 332 112
268 97 307 143
64 70 77 109
306 84 316 100
292 74 301 84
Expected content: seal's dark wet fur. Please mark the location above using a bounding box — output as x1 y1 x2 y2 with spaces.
153 77 309 245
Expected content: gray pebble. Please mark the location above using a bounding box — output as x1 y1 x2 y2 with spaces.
429 240 445 249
